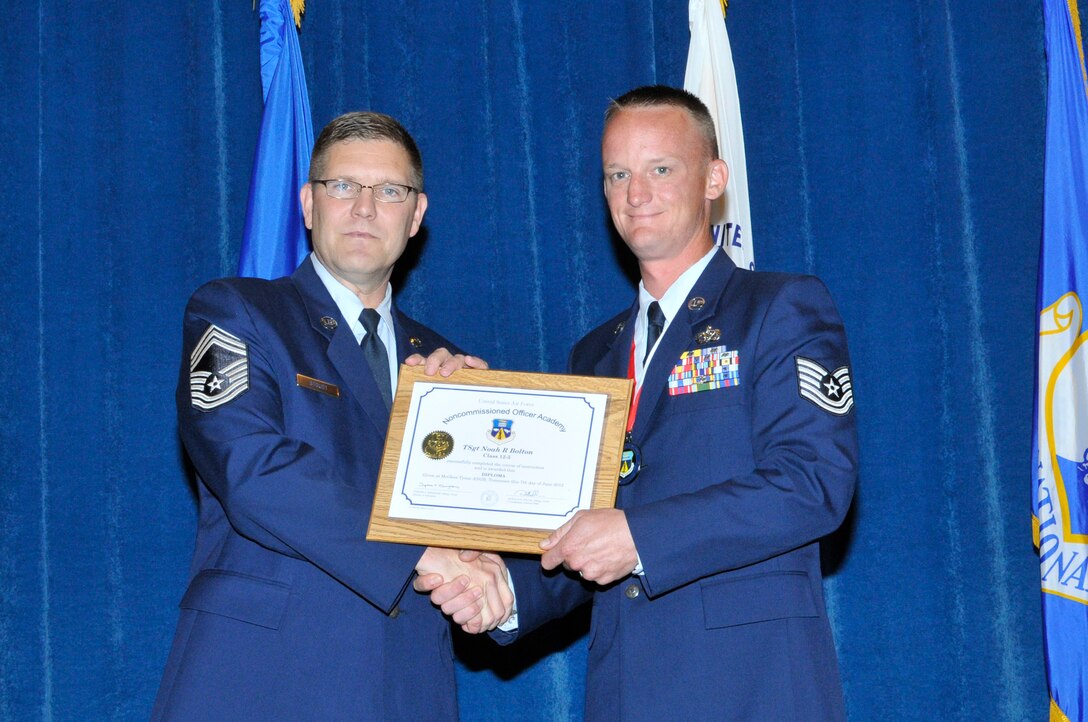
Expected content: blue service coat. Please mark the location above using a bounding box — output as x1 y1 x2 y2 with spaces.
502 250 859 720
153 258 461 721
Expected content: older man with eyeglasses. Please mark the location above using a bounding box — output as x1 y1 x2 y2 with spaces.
153 112 513 721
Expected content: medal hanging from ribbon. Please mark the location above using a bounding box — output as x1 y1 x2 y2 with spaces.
619 341 643 485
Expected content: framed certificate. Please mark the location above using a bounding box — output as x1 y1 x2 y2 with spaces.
366 365 633 554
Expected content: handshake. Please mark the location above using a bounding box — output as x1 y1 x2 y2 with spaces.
412 507 640 634
414 548 513 634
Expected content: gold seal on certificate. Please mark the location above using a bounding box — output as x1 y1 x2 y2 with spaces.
367 366 632 554
421 431 454 459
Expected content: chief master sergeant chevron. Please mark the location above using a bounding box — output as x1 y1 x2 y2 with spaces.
153 112 513 721
425 85 860 720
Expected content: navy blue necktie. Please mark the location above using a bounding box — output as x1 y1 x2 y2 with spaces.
645 301 665 364
359 309 393 409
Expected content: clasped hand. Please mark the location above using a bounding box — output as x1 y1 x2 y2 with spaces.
414 548 513 633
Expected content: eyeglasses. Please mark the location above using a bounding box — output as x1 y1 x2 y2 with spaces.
311 179 419 203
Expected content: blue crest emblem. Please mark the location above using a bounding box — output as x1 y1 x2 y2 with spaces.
618 440 641 485
1035 291 1088 605
489 418 515 444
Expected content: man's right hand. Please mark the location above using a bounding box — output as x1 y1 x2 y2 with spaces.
415 548 512 634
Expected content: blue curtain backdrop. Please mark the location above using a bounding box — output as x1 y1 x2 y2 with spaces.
1 1 1048 720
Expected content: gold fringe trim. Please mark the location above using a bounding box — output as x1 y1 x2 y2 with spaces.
252 0 305 28
1068 0 1087 90
1050 698 1071 722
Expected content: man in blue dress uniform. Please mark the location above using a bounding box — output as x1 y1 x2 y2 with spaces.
153 112 512 721
425 86 858 720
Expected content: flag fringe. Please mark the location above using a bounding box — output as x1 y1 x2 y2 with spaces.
291 0 305 27
1067 0 1088 89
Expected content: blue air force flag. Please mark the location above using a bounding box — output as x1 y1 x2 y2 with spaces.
1035 1 1088 719
683 0 754 270
237 0 314 280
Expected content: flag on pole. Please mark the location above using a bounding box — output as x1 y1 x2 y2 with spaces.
238 0 314 279
683 0 754 271
1035 1 1088 720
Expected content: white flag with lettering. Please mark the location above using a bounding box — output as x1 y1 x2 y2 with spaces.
683 0 754 270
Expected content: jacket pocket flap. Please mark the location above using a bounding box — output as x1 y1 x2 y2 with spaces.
180 569 290 630
701 571 817 629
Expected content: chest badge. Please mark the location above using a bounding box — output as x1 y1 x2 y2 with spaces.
695 326 721 344
618 432 642 485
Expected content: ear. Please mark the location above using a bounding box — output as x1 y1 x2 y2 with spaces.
705 159 729 201
409 192 428 237
300 182 314 229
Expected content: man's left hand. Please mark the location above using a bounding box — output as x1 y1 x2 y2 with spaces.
539 509 638 585
404 348 488 377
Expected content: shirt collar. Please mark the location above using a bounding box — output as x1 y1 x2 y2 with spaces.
638 245 718 321
632 246 718 386
310 253 393 342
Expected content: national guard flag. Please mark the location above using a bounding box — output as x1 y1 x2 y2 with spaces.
1035 1 1088 719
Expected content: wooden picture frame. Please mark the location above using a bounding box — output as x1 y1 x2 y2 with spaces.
366 366 632 555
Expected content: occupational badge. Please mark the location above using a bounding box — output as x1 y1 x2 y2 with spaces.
695 326 721 344
687 296 706 311
409 336 423 348
189 324 249 411
795 356 854 415
613 320 626 335
320 316 338 330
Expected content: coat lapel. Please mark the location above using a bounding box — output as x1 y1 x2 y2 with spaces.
631 250 737 441
291 258 391 435
391 309 423 365
594 303 639 380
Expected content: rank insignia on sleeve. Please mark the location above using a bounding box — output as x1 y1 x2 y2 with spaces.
795 356 853 415
189 324 249 411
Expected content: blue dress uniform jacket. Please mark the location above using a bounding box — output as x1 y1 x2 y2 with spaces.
502 250 859 721
153 258 461 721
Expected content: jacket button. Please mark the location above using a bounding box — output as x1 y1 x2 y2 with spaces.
624 583 640 599
389 606 401 619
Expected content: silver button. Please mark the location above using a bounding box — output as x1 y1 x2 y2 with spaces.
624 583 640 599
